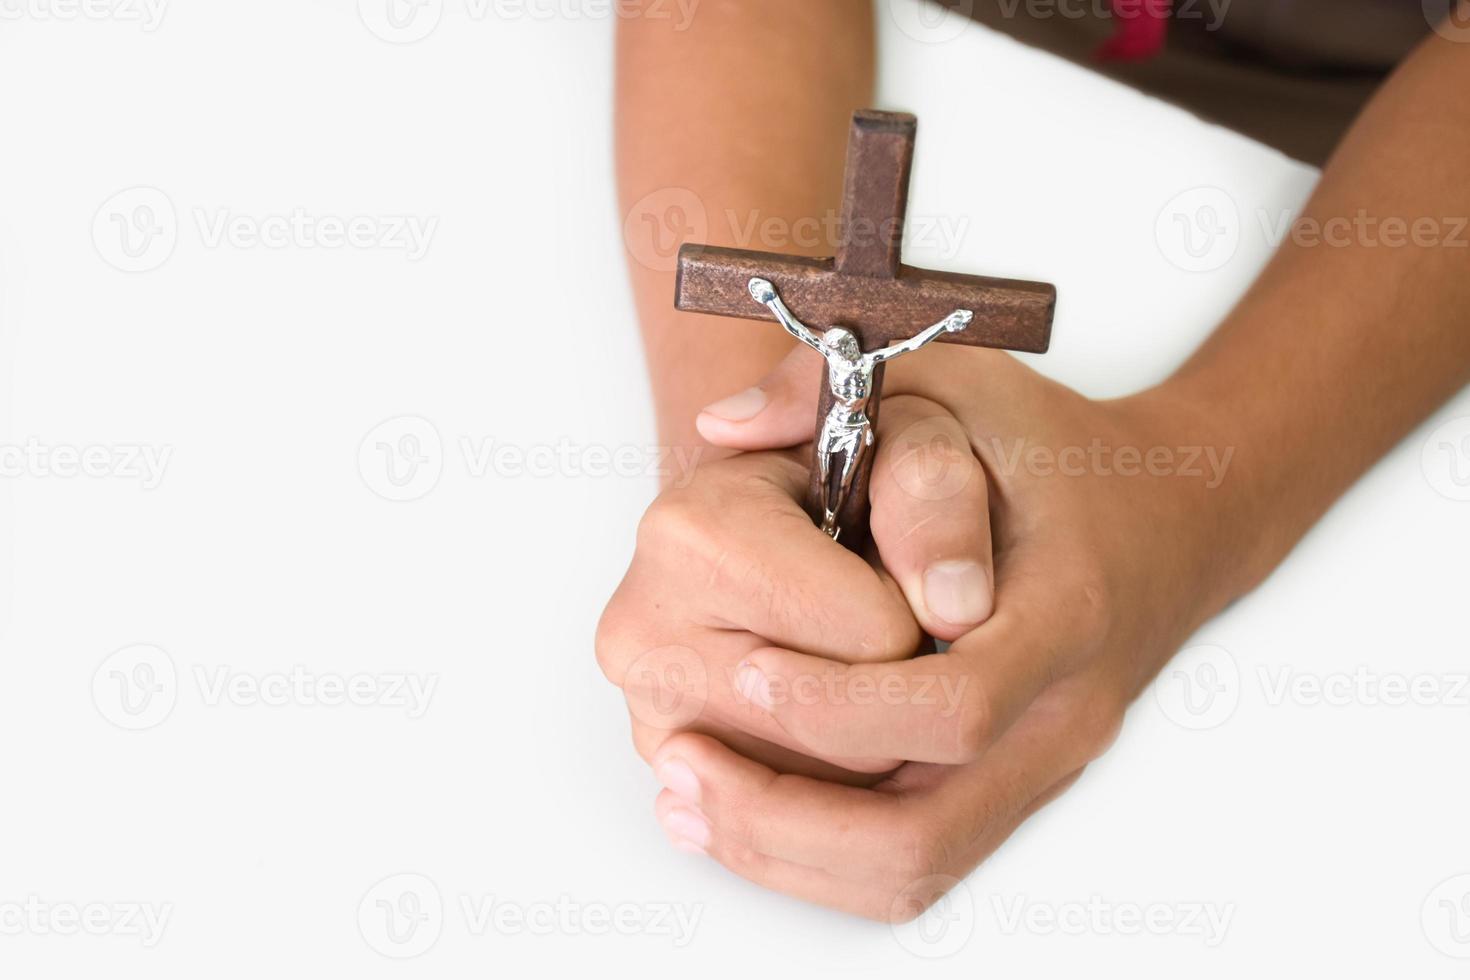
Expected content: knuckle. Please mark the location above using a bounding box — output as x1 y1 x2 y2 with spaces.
593 598 630 686
946 681 994 763
710 833 761 876
1072 689 1126 761
629 722 667 765
840 754 905 776
866 611 924 664
880 410 980 508
635 488 705 552
1068 557 1114 641
883 894 928 925
890 820 951 881
1086 711 1125 761
1076 582 1111 640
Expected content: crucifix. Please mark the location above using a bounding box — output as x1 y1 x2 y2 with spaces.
675 110 1057 549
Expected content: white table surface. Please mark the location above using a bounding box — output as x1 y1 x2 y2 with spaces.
2 0 1468 975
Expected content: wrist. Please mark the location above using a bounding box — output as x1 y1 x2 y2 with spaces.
1116 381 1283 619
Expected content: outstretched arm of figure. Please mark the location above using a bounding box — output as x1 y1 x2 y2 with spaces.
868 309 972 364
749 278 825 354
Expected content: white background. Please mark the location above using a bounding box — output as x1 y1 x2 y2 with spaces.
2 0 1469 975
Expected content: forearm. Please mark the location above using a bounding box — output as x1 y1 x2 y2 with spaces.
1150 29 1470 604
615 0 873 452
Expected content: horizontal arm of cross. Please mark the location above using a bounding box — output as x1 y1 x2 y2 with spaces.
675 244 1055 353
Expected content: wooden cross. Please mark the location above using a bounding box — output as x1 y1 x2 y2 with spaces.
674 109 1056 549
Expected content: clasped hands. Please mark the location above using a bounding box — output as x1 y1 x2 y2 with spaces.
596 341 1239 922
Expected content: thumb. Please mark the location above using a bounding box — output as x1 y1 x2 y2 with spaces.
695 343 822 451
869 395 995 641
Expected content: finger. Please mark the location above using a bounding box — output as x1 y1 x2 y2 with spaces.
870 395 995 640
651 732 912 878
695 343 822 451
653 696 1111 918
653 790 899 921
639 450 920 663
893 683 1120 855
734 561 1091 763
617 631 902 779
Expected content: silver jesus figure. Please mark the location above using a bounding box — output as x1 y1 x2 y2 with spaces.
748 277 973 540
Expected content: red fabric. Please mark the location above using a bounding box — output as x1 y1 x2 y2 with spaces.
1097 0 1173 61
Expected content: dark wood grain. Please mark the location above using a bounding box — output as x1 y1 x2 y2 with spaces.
835 110 914 279
676 246 1055 354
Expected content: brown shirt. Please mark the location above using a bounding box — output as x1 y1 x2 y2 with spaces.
947 0 1433 164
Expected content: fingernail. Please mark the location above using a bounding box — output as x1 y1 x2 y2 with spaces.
662 807 712 851
734 662 773 712
654 757 701 804
923 560 992 627
700 386 767 422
